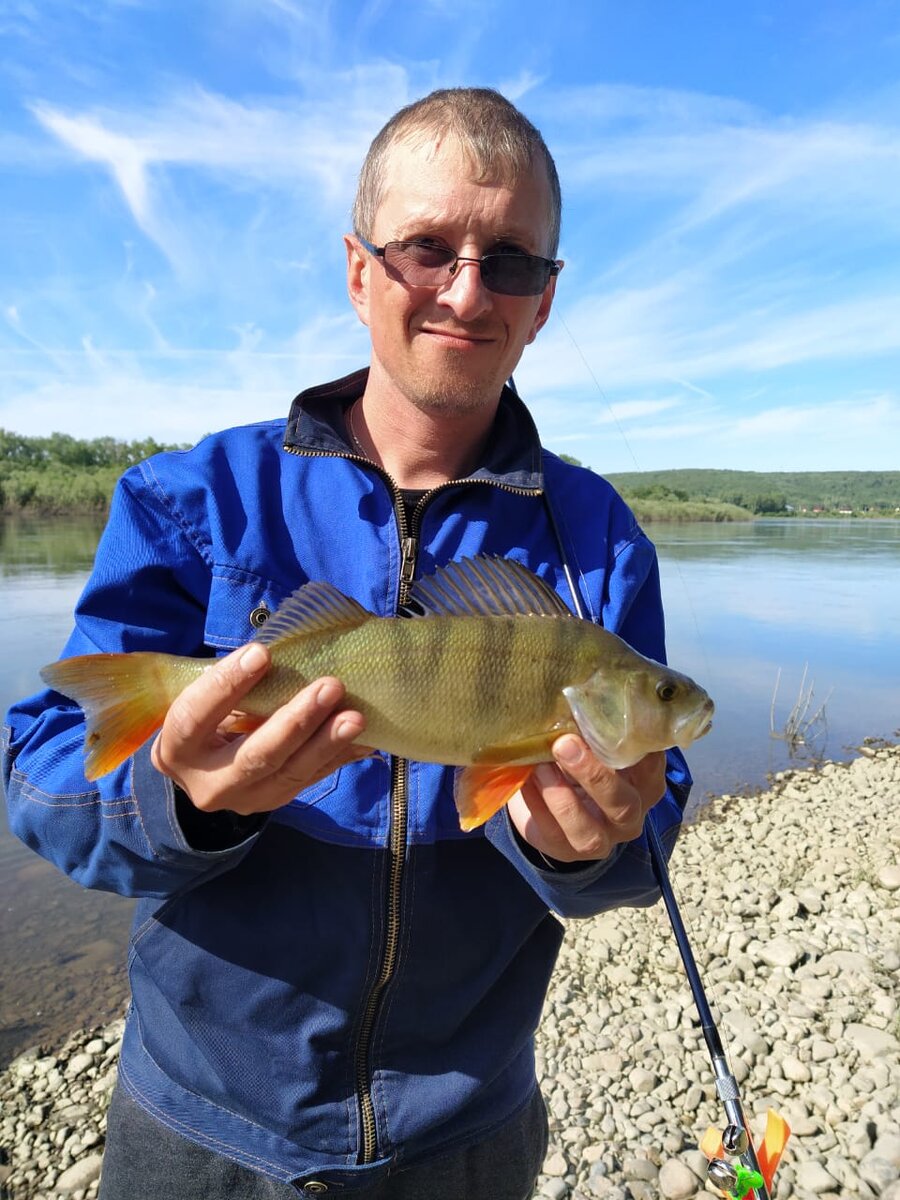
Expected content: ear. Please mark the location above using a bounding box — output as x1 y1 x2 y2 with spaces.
525 264 562 345
345 235 371 329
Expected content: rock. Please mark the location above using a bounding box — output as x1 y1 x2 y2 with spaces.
860 1153 900 1191
55 1153 104 1192
544 1151 569 1177
877 864 900 890
622 1156 658 1182
844 1023 900 1061
628 1068 658 1095
657 1159 699 1199
874 1133 900 1169
794 1159 839 1193
758 935 805 969
782 1054 812 1082
65 1052 95 1079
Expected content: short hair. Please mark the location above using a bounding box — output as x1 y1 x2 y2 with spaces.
352 87 562 257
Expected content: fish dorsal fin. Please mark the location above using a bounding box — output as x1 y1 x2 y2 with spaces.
253 580 371 646
405 556 574 620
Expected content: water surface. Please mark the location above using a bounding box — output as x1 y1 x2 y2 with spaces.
1 514 897 1066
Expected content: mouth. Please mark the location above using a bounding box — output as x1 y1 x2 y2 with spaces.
675 697 715 745
418 326 495 348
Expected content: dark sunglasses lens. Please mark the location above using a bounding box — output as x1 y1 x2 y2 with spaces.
385 243 455 283
482 255 551 296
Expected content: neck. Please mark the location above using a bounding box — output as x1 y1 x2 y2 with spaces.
350 383 499 489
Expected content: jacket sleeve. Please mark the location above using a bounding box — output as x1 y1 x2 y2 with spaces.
2 467 266 899
484 518 693 918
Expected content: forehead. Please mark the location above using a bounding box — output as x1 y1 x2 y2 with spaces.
373 134 552 250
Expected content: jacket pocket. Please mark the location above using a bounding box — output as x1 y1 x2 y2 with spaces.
203 566 289 651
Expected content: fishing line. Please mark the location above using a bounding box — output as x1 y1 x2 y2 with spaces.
535 313 780 1199
552 308 716 687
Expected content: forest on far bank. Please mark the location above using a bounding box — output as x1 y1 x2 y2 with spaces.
0 429 191 513
557 459 899 523
2 430 898 521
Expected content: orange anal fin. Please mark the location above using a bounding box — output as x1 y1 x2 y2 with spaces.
455 765 533 832
700 1126 724 1161
758 1109 791 1190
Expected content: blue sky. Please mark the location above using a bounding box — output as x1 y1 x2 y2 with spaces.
2 0 899 473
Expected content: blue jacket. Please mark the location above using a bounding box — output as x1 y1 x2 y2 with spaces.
3 369 690 1191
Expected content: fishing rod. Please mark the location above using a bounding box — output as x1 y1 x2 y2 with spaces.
645 815 783 1200
538 475 788 1200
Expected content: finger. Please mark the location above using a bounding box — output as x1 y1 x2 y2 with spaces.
162 643 272 751
511 765 614 862
618 751 668 810
552 736 646 839
229 678 362 783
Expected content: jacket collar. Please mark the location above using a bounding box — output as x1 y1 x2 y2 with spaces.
283 367 544 492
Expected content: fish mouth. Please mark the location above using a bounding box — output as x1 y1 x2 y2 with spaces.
674 696 715 746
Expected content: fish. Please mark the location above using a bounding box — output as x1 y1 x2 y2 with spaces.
39 555 714 831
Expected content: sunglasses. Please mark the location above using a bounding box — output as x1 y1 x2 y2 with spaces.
357 237 561 298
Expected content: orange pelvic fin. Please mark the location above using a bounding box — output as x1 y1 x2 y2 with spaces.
455 764 533 832
224 712 267 734
758 1109 791 1190
40 652 178 781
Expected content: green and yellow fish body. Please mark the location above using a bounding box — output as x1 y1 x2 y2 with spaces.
40 556 714 829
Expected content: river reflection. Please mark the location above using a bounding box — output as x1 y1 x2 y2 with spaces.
0 515 898 1065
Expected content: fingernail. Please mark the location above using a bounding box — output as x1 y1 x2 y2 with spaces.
239 643 268 673
554 737 583 767
316 679 343 708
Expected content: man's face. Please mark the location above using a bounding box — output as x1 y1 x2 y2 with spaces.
346 135 558 417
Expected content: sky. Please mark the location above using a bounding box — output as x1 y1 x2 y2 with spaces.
2 0 900 473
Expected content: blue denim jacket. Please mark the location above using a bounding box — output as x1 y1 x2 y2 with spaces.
3 369 690 1190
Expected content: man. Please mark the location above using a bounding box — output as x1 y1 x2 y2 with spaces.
3 88 690 1198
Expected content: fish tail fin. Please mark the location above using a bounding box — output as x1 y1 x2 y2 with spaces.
455 764 534 832
40 652 186 780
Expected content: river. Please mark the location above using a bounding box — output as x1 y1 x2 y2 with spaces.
1 514 898 1066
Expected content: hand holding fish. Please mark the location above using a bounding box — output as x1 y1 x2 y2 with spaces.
149 641 368 816
507 741 667 863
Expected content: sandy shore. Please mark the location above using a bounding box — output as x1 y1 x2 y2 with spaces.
2 744 898 1200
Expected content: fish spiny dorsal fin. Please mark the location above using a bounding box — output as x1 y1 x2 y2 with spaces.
253 580 371 646
405 556 575 620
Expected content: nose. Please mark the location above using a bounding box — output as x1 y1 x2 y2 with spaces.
437 257 493 321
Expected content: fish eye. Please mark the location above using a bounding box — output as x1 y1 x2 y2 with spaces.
656 680 678 703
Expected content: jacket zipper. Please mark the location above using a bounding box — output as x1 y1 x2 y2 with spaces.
283 442 538 1163
354 491 415 1164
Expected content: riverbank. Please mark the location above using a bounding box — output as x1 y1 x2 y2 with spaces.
1 745 898 1199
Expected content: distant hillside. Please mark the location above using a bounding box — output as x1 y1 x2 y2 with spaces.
602 469 900 515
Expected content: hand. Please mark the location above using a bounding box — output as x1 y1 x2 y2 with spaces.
506 738 667 863
150 642 368 816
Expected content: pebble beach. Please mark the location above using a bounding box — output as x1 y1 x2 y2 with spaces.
1 744 898 1200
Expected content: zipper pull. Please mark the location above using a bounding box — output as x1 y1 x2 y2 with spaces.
400 536 417 585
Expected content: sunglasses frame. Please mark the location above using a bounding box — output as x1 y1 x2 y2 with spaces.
357 236 561 298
